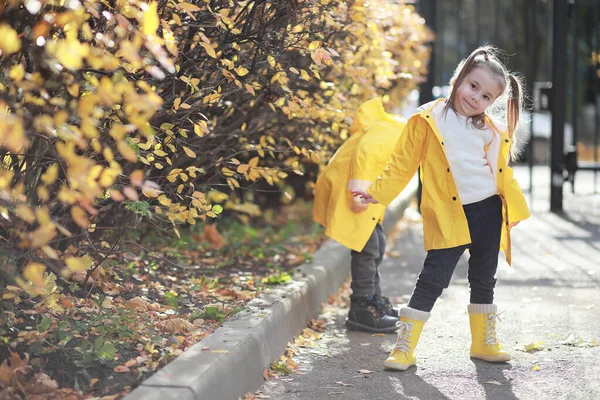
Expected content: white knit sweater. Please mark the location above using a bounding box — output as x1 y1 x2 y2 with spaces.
430 102 498 205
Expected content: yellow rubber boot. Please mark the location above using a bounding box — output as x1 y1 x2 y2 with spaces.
383 307 430 370
468 304 511 362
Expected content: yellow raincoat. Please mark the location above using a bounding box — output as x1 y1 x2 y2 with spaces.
366 99 530 265
313 98 407 252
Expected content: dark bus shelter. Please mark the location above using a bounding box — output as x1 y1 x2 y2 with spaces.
416 0 600 211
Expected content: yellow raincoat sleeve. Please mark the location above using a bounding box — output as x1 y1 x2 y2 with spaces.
367 116 425 206
504 167 531 223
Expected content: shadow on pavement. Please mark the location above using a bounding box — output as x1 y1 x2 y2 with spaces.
473 359 518 400
386 369 450 400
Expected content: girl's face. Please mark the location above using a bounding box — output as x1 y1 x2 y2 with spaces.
453 66 504 117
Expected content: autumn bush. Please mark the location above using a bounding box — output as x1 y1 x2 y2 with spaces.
0 0 431 293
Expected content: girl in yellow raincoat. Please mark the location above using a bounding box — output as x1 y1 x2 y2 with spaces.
313 98 407 333
352 46 530 370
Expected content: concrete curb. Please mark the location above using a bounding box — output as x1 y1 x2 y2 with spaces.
125 177 418 400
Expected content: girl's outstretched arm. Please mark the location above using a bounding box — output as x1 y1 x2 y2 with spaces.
366 116 426 206
351 189 379 204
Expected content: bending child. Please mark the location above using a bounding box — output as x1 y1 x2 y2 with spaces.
352 46 530 369
314 98 407 333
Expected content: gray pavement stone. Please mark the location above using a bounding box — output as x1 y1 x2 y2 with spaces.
125 178 419 400
258 165 600 400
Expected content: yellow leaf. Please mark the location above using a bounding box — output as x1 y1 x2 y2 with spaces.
130 170 144 187
9 64 24 82
178 2 202 12
235 66 249 76
71 206 89 228
142 187 161 198
23 262 46 288
245 84 255 96
141 2 160 36
271 72 286 84
117 140 138 162
41 164 59 185
158 195 172 206
99 168 118 188
172 97 181 111
249 156 259 167
201 43 217 58
523 341 545 352
308 40 321 50
16 205 36 224
267 55 276 67
237 164 249 174
41 245 59 260
182 146 196 158
0 23 21 55
46 38 89 70
65 255 94 272
300 69 310 81
221 167 235 177
194 124 206 137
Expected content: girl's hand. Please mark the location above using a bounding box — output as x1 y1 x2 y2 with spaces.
351 189 379 204
350 199 368 213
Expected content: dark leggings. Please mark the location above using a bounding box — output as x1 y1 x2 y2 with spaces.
408 195 503 312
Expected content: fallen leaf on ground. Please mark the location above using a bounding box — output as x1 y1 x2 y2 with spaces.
358 369 373 374
124 359 137 368
561 333 598 347
0 353 29 385
518 341 545 352
113 365 130 373
69 270 95 285
200 224 227 249
25 372 58 394
127 296 150 312
156 318 194 333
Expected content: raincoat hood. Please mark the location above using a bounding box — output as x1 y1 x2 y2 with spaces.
349 98 404 136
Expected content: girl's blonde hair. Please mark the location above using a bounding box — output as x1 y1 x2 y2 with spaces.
443 45 525 161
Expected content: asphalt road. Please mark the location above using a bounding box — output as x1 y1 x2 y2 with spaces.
258 183 600 400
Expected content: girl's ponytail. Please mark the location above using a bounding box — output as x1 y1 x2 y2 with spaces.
506 74 524 161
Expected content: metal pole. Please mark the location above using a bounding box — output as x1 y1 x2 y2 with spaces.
595 4 599 192
417 0 437 212
495 0 500 46
570 2 578 193
550 0 568 212
419 0 436 105
527 0 538 194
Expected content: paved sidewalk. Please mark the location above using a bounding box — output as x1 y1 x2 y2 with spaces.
125 179 419 400
259 165 600 399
